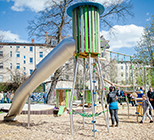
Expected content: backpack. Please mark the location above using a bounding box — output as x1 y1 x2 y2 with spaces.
107 92 117 104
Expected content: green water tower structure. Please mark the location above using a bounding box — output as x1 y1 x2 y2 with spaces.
67 2 104 58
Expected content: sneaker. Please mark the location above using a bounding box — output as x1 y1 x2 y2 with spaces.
139 121 143 123
115 124 118 127
150 120 153 123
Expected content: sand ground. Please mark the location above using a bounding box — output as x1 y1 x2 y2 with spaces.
0 104 154 140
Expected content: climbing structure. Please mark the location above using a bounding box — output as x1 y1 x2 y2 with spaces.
67 2 109 137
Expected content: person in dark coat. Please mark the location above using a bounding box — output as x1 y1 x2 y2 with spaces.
107 83 119 127
147 87 154 115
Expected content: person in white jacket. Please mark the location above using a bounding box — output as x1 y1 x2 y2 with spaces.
0 91 4 103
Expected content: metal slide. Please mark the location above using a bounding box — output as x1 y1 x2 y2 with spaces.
4 37 75 121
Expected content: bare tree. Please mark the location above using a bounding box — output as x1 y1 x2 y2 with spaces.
27 0 134 103
6 68 27 91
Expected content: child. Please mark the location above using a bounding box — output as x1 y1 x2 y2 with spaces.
140 94 153 123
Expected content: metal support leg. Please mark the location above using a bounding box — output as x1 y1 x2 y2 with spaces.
70 56 79 134
97 56 110 133
28 96 30 127
83 58 85 128
88 54 96 137
130 58 138 122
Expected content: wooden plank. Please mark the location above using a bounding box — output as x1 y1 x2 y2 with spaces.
95 7 98 53
84 6 88 52
73 9 77 54
89 6 92 52
92 6 95 52
77 8 80 53
80 6 84 52
97 9 100 54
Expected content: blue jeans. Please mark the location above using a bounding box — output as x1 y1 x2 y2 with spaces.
0 98 3 103
7 98 10 103
109 109 119 125
44 98 47 104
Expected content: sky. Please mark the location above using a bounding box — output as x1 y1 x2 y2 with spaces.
0 0 154 57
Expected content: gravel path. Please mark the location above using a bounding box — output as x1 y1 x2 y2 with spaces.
0 104 153 140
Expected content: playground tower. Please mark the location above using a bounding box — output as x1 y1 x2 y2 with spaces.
67 2 104 58
67 2 109 137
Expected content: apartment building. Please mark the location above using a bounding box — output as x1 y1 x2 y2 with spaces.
0 33 113 91
0 39 53 83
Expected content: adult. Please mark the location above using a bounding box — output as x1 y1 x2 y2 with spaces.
6 91 10 103
10 92 14 103
0 91 4 103
43 92 47 104
31 93 35 101
107 83 119 127
147 87 154 115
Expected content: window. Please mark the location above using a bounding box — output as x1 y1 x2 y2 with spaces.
39 46 43 49
0 63 3 69
16 51 20 57
10 46 12 48
30 69 33 74
23 67 26 70
29 58 33 63
10 63 12 69
66 75 69 80
10 51 12 57
121 73 123 77
65 63 69 69
121 66 123 69
24 72 26 75
30 46 33 52
0 46 3 48
16 63 20 69
51 39 57 46
0 51 3 57
24 60 26 64
16 46 20 49
24 46 26 48
39 52 43 58
24 56 26 59
121 62 123 64
0 75 3 82
10 75 12 81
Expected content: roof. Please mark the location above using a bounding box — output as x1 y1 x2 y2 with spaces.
67 2 105 17
0 42 46 46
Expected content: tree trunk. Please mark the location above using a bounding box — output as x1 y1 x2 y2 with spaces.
47 67 62 104
47 79 58 104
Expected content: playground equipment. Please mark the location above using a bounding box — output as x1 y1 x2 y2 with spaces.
56 88 72 108
4 1 110 137
108 50 153 121
4 37 75 121
67 2 110 137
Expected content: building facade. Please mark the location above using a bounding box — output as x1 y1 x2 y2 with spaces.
0 40 53 83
